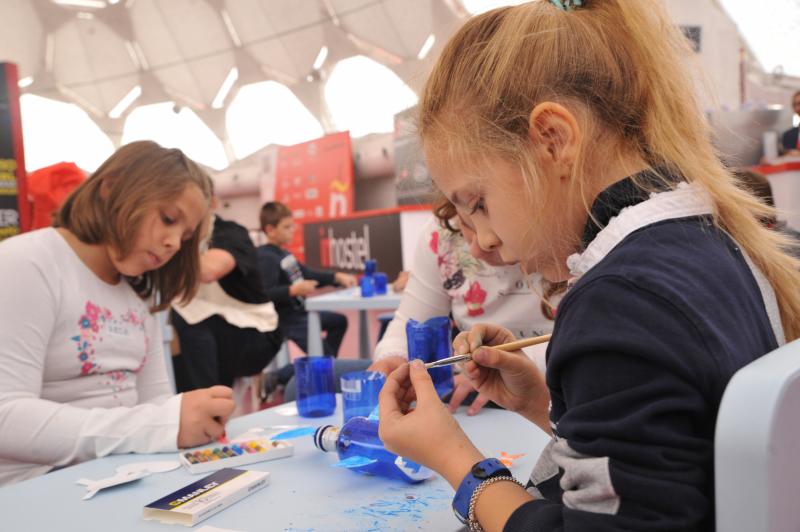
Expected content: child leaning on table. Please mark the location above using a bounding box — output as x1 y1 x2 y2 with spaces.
377 1 800 531
0 141 235 486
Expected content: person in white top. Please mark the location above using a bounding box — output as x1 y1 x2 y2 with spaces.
370 199 562 414
0 141 235 486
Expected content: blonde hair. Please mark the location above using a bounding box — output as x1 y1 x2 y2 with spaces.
419 0 800 340
57 141 213 311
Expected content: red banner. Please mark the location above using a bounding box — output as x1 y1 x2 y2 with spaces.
274 132 354 261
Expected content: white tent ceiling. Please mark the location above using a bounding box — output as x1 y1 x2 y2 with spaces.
0 0 467 151
1 0 796 169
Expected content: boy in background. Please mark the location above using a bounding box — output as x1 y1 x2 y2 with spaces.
257 201 357 359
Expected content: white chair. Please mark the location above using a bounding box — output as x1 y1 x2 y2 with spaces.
715 339 800 531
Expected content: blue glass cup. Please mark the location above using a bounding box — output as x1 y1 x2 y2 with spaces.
360 275 375 298
364 259 377 276
373 272 388 295
294 356 336 417
340 370 386 423
406 317 454 399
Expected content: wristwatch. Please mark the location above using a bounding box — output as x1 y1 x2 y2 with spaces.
452 458 511 524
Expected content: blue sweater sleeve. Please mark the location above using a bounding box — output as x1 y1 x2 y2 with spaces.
299 263 337 287
256 246 293 306
506 276 718 531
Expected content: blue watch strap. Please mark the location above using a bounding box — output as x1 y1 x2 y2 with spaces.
452 458 511 524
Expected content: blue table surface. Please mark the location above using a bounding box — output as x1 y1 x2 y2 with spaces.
0 398 551 532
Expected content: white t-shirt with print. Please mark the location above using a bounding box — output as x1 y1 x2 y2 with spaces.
0 228 181 486
374 218 556 368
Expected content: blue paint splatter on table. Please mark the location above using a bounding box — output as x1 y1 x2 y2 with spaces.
341 486 452 531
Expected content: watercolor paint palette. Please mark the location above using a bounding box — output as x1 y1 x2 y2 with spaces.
179 438 294 474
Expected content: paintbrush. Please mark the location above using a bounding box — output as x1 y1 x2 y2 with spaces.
424 333 552 369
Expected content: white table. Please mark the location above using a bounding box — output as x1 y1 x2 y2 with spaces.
305 287 402 358
0 399 551 532
753 160 800 230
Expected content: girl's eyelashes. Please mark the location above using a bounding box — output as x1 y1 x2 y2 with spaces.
161 213 176 225
469 198 487 215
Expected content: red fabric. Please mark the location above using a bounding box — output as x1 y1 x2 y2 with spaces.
27 162 85 229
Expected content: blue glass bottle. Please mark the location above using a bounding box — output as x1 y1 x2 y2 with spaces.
313 417 433 484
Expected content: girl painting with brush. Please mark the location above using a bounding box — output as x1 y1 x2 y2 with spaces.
378 1 800 530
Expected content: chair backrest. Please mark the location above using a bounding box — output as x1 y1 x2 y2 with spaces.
715 339 800 532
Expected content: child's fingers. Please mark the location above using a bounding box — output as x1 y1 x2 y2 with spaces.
467 393 490 416
448 380 473 413
401 385 417 406
379 363 411 421
407 359 439 404
203 418 226 441
208 385 233 398
206 397 236 419
453 332 471 355
471 346 525 372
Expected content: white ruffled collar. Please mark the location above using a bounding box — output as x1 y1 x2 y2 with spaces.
566 182 714 278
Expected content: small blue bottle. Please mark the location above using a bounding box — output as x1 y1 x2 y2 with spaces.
314 417 433 484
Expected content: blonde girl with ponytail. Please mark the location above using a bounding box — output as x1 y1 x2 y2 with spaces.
378 1 800 530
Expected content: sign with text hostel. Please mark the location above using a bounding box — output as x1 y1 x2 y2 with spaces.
0 63 29 240
275 132 354 262
303 212 403 281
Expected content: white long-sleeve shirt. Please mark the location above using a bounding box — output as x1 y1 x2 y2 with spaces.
0 228 181 486
374 219 555 367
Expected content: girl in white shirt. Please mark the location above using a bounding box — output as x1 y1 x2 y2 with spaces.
0 141 235 486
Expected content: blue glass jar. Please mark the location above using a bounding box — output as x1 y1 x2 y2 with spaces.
373 272 388 295
294 356 336 417
359 274 375 297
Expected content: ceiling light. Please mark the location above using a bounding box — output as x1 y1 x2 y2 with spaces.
417 34 436 60
52 0 106 8
313 46 329 70
124 41 140 69
76 11 95 19
221 10 242 47
109 85 142 118
18 77 33 88
132 41 149 70
212 68 238 109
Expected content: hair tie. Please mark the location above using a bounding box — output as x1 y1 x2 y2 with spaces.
549 0 583 12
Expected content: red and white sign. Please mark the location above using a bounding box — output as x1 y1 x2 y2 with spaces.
274 132 354 261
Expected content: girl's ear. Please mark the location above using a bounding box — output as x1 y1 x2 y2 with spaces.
527 102 582 173
98 174 117 200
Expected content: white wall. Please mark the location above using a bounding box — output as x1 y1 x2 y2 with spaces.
665 0 743 111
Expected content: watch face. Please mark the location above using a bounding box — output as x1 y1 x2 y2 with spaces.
472 463 490 479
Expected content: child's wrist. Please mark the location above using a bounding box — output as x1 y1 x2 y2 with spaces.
439 441 485 489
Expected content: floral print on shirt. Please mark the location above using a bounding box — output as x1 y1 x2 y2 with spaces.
431 226 484 293
72 301 111 376
71 301 149 396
